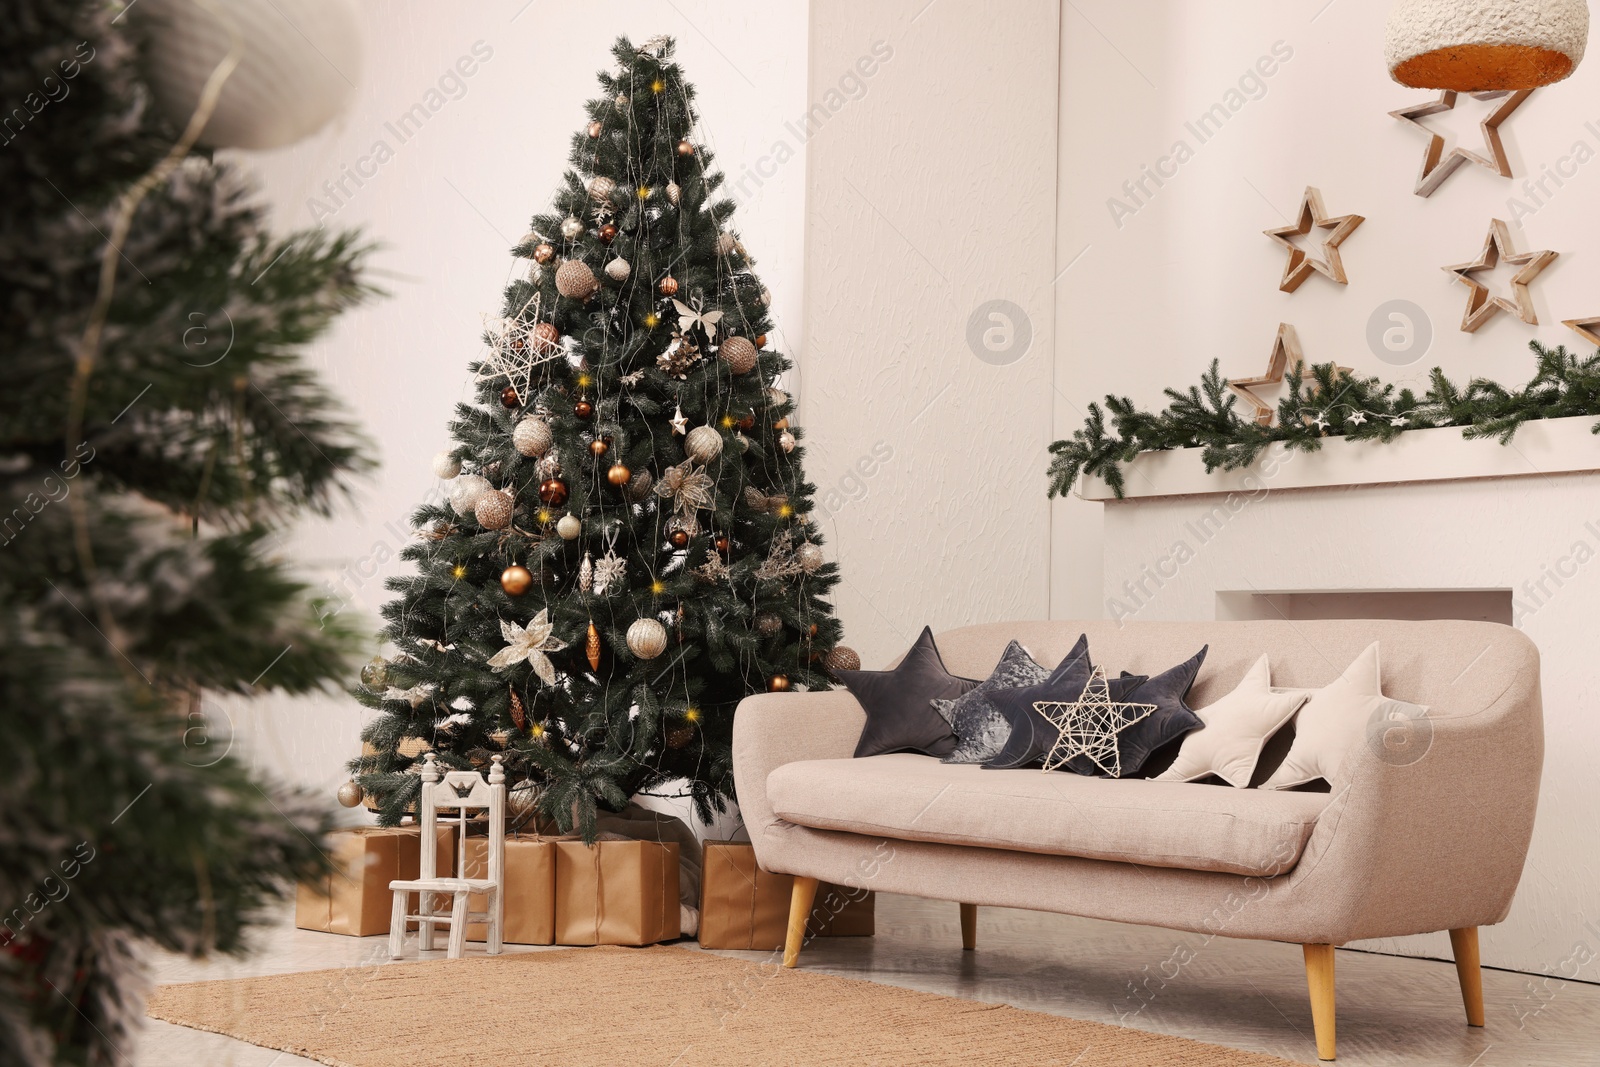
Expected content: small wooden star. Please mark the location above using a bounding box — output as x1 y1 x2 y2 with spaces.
1226 324 1350 427
1037 667 1157 778
1443 219 1558 333
1562 317 1600 348
1390 90 1533 198
1263 187 1365 293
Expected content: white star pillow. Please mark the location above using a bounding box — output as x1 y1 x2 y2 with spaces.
1154 654 1306 788
1261 642 1428 789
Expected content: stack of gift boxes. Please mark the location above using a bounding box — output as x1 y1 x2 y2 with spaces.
297 828 872 949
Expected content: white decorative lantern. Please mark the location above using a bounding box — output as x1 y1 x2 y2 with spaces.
131 0 362 149
1384 0 1589 90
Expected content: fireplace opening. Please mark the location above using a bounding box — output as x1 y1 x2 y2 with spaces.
1214 589 1513 626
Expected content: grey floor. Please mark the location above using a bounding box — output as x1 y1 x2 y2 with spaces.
136 893 1600 1066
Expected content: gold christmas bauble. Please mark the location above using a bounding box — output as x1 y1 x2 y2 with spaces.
719 335 758 375
607 463 631 486
676 139 695 156
684 425 723 464
500 564 533 596
768 674 791 692
513 417 553 457
626 617 669 659
825 646 861 673
337 780 364 808
560 216 583 239
556 260 599 300
796 542 824 573
474 489 514 530
533 242 555 264
556 514 582 540
588 175 616 201
586 620 602 670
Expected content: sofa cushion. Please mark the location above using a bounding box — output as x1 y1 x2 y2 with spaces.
767 754 1330 876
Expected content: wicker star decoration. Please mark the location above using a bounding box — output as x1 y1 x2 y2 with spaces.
478 310 561 399
485 609 568 684
1263 186 1364 293
1037 666 1157 777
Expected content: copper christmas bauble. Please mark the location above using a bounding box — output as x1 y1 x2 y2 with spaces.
555 259 599 300
714 233 737 256
474 489 514 530
626 617 669 659
676 139 694 156
625 470 654 501
598 224 618 244
531 322 561 353
736 413 755 431
607 463 631 486
669 529 689 548
586 621 602 670
719 335 758 375
513 417 553 457
587 120 602 138
500 564 533 596
755 334 768 347
825 646 862 673
533 242 555 264
773 417 790 431
337 780 364 808
658 275 679 296
500 385 520 408
808 623 819 637
556 514 582 540
714 534 730 555
538 478 569 506
589 437 609 457
574 399 594 420
768 674 791 693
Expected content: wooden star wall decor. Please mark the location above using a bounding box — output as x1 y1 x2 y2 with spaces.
1225 323 1347 427
1263 187 1365 293
1443 219 1558 333
1562 317 1600 347
1390 89 1533 197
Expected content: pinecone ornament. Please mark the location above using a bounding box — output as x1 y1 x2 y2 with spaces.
656 331 701 379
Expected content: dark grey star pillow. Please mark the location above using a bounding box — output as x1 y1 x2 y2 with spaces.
935 640 1051 764
982 635 1095 770
838 627 980 758
1061 647 1208 777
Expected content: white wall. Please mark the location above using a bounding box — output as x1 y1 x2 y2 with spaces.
1051 0 1600 617
216 1 810 822
803 0 1060 670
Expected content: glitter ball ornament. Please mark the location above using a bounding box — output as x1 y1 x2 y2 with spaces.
533 242 555 264
500 564 533 596
513 417 553 457
556 514 582 540
530 322 560 354
676 139 695 156
607 463 631 486
474 489 514 530
337 781 364 808
500 385 520 409
538 478 569 506
768 674 791 693
684 425 723 464
626 617 668 659
432 451 461 479
796 542 824 573
778 431 796 453
556 260 599 300
450 474 491 516
755 612 783 636
560 216 583 239
658 275 679 296
825 646 862 673
605 257 631 281
588 175 616 201
719 335 758 375
666 181 681 205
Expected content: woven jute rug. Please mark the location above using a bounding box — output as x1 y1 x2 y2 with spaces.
147 945 1300 1066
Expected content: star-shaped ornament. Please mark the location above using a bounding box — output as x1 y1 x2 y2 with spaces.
1263 187 1364 293
1390 90 1533 198
670 404 688 435
485 609 568 684
1443 219 1558 333
1562 317 1600 348
477 310 561 399
1225 324 1350 427
1037 667 1157 778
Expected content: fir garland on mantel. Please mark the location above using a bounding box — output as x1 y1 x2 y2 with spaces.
1047 341 1600 499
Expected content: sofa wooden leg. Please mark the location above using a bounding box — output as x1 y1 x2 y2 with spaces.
1449 927 1486 1027
959 903 977 951
1303 943 1337 1061
783 877 819 969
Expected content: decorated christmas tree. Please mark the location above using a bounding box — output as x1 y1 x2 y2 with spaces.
2 2 373 1062
353 36 855 837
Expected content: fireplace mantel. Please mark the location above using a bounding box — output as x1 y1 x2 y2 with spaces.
1076 414 1600 502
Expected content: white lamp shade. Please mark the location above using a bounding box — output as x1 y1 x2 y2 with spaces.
1385 0 1589 89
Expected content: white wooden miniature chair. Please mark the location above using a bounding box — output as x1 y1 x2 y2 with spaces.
388 752 506 960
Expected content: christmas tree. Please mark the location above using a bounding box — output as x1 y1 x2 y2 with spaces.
355 35 854 837
2 3 373 1063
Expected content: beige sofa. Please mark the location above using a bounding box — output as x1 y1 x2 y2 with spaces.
732 619 1542 1061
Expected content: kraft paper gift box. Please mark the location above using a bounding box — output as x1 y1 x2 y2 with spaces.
295 826 453 937
553 840 680 946
462 833 558 946
697 840 875 950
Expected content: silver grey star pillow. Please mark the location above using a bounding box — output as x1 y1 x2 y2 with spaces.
935 641 1051 764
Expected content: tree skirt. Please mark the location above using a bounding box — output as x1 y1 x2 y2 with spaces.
147 945 1301 1066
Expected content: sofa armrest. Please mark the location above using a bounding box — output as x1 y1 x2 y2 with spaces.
732 690 864 861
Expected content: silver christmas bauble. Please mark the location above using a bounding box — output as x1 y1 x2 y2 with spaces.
560 216 584 239
432 451 461 479
588 176 617 202
450 474 491 516
778 430 796 453
513 417 553 457
796 542 824 573
605 257 631 282
474 489 514 530
626 617 668 659
556 514 582 540
337 780 364 808
768 388 789 408
684 425 723 465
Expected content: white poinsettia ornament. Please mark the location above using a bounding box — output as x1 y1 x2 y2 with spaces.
486 609 568 683
383 682 436 708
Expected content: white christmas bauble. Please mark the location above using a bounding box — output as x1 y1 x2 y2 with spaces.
685 425 723 465
777 431 796 453
605 258 631 282
513 418 553 457
626 617 668 659
796 543 824 573
556 514 582 540
432 451 461 479
131 0 361 150
450 474 490 516
768 388 789 408
561 216 584 239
